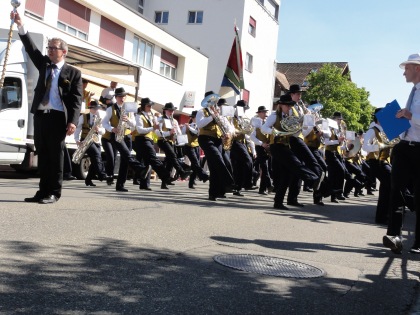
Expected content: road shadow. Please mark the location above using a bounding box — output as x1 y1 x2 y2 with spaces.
0 238 419 314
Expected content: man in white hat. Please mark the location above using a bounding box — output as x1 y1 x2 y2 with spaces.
383 53 420 254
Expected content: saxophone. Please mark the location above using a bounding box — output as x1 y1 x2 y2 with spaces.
72 115 102 164
115 103 127 143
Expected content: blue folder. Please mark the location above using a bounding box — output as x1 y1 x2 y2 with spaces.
375 100 411 140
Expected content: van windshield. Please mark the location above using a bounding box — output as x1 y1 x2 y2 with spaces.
0 77 22 111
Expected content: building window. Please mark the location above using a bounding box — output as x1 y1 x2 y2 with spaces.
138 0 144 14
155 11 169 24
249 17 256 37
160 63 176 80
57 21 88 40
245 53 253 72
160 49 178 80
132 36 154 69
188 11 203 24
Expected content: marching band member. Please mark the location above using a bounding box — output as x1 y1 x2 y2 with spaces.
197 92 234 201
155 102 192 188
262 95 319 210
288 85 324 207
324 112 348 203
133 97 174 189
230 100 256 195
102 87 149 192
74 100 108 186
182 111 209 189
302 101 329 205
250 106 273 195
363 108 391 224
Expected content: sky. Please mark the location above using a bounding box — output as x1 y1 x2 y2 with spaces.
276 0 420 108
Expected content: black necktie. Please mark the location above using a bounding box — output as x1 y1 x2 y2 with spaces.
41 64 57 105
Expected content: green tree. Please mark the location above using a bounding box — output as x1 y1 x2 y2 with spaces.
303 64 375 132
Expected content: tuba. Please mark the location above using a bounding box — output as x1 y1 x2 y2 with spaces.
201 93 234 150
342 137 361 159
379 131 400 148
72 115 102 164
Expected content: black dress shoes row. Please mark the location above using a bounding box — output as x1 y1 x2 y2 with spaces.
140 186 152 191
116 186 128 192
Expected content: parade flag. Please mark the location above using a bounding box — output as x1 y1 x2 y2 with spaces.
220 27 245 96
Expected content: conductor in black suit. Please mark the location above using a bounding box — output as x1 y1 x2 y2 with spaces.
12 11 82 204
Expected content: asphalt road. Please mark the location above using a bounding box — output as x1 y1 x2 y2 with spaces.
0 167 419 314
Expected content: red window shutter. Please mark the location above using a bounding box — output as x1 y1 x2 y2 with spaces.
58 0 90 33
99 16 125 56
249 17 256 28
25 0 46 17
161 49 178 68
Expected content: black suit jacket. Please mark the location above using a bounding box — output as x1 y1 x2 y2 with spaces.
19 32 82 126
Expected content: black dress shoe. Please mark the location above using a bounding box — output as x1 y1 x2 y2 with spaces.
258 191 268 195
133 179 141 185
267 185 275 193
116 186 128 192
188 185 195 189
106 176 114 186
202 176 209 183
208 196 217 201
140 187 152 191
287 201 304 207
314 200 325 206
274 203 289 210
303 187 313 192
24 195 43 203
161 183 169 189
216 194 227 198
409 246 420 254
233 191 244 197
337 195 346 200
383 235 403 254
39 195 58 204
367 191 374 195
331 199 340 203
63 175 77 181
85 180 96 187
245 186 258 190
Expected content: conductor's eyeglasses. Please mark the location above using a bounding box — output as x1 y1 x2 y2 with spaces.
47 46 63 51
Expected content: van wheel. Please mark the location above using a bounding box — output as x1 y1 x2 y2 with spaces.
72 156 90 179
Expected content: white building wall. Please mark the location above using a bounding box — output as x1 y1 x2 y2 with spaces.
141 0 280 113
0 0 208 114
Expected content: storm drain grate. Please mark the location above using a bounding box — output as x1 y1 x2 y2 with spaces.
214 254 325 278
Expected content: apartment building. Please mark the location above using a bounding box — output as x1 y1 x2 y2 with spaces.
0 0 208 113
120 0 281 113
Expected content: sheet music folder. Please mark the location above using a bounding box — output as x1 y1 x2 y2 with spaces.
375 100 411 140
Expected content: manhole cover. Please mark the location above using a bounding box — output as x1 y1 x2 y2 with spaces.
214 254 325 278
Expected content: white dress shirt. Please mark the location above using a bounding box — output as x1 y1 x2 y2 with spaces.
362 123 382 153
403 82 420 142
135 111 156 135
